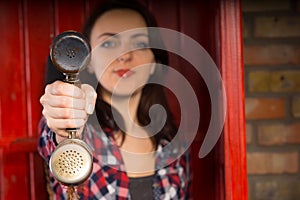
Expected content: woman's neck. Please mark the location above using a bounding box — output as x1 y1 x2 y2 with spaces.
102 89 156 177
102 89 142 134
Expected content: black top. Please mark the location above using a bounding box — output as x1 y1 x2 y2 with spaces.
129 175 154 200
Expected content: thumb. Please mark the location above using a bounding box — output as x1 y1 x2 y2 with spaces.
81 84 97 114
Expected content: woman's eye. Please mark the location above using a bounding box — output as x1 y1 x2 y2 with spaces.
100 40 116 48
133 42 149 49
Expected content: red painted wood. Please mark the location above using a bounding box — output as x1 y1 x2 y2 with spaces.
22 1 53 199
0 0 27 137
179 1 213 198
85 0 103 16
148 0 179 30
2 151 30 199
147 0 182 126
0 137 37 153
24 0 53 138
177 1 224 199
218 0 248 199
54 0 85 34
0 0 30 199
0 149 3 197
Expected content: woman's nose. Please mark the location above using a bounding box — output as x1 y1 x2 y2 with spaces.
117 51 132 62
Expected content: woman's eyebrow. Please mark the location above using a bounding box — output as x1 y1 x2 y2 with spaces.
131 33 149 38
97 32 148 40
97 32 118 39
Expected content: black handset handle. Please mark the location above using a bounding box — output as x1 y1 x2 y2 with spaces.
50 31 91 136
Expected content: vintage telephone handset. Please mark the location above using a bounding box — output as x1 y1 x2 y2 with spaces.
49 31 92 199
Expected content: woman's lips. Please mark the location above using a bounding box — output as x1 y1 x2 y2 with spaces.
114 69 135 78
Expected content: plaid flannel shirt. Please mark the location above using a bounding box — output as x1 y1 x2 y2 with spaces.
38 117 191 200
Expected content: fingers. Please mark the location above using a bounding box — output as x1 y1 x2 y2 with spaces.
40 81 96 140
42 105 87 119
45 81 84 98
40 94 85 110
40 81 86 109
81 84 97 114
46 117 86 130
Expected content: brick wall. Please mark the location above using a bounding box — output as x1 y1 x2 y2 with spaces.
242 0 300 199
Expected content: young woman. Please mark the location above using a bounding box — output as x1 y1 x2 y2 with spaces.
38 0 191 199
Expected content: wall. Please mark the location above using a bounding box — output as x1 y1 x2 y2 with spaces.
242 0 300 199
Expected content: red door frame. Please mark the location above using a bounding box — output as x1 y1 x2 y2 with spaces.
219 1 248 199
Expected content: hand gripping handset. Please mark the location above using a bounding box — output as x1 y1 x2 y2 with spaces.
48 31 92 199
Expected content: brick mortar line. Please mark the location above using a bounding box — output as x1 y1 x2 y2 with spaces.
244 88 300 96
246 118 300 125
286 95 294 119
242 11 298 17
247 145 300 153
248 174 300 180
244 65 300 69
244 92 289 98
244 38 300 45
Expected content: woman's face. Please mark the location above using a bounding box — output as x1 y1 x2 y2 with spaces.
89 9 155 98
